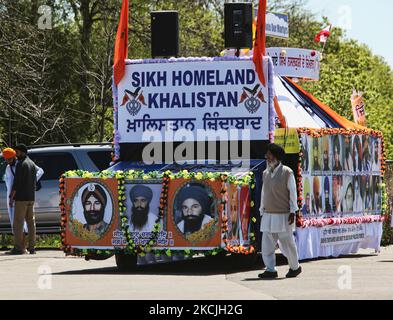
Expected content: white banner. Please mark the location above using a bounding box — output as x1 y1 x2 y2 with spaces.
296 222 383 260
321 224 365 246
117 59 269 143
267 47 321 80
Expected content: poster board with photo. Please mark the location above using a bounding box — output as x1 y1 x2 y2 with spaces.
124 180 168 247
166 179 222 249
64 178 121 249
226 184 251 247
300 133 383 218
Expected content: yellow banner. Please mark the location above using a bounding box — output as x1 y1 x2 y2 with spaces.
351 90 367 127
274 128 300 154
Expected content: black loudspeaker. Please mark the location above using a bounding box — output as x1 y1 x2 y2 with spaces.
151 11 179 58
224 3 253 49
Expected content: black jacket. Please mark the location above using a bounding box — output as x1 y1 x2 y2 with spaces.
12 156 38 202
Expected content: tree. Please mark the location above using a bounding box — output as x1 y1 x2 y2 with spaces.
0 0 81 145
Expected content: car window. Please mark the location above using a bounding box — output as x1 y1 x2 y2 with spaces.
29 153 79 181
0 157 6 183
87 151 112 171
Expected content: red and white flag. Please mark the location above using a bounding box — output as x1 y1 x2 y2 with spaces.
314 25 332 43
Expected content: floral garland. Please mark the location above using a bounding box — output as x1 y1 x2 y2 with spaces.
296 128 387 229
299 215 385 229
59 175 69 254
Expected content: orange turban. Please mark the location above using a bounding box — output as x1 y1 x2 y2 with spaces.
2 148 16 160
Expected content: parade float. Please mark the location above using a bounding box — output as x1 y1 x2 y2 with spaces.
59 0 387 269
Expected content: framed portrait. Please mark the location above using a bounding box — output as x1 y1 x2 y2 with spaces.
124 180 165 246
65 178 119 248
167 179 222 249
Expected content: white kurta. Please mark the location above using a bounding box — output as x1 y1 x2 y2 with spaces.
259 163 300 272
5 162 44 233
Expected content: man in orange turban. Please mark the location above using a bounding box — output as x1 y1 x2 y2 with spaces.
3 148 29 237
3 148 16 160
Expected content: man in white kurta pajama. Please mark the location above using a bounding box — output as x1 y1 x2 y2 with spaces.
259 144 302 279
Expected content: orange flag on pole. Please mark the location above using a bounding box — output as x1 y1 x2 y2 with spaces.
253 0 266 87
114 0 129 86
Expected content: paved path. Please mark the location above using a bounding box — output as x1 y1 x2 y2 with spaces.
0 246 392 300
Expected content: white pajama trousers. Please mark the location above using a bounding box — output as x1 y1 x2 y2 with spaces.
262 230 300 272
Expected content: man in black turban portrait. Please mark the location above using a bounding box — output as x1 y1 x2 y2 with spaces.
176 184 214 236
129 185 157 232
81 184 109 236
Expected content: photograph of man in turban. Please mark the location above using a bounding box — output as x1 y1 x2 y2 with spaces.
312 177 322 215
324 177 332 215
175 184 214 237
301 178 311 216
332 135 343 172
81 184 109 237
129 185 157 232
312 138 322 172
342 178 354 213
322 136 330 172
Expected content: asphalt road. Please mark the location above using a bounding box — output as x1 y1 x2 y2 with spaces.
0 246 392 300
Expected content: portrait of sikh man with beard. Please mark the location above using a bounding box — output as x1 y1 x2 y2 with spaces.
129 185 157 232
81 184 109 237
176 185 214 236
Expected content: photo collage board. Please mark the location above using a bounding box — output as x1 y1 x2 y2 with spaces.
300 133 383 218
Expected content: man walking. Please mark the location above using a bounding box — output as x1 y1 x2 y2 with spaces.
7 144 40 255
259 144 302 279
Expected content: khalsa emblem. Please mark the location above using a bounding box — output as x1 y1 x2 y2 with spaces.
121 88 147 116
239 84 266 114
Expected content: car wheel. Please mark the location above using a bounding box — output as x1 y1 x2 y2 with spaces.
115 253 137 272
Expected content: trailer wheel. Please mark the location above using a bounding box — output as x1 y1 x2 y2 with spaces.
115 253 137 272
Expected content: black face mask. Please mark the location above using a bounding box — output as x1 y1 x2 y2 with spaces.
84 209 105 226
183 214 204 235
131 204 150 229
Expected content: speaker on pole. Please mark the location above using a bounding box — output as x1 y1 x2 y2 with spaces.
151 11 179 58
224 3 253 50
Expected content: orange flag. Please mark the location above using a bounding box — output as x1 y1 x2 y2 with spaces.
114 0 129 86
253 0 266 87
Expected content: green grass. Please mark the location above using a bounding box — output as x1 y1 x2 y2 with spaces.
0 234 61 249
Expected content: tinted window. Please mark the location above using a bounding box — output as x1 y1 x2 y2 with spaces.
87 151 112 171
0 157 6 183
29 153 79 180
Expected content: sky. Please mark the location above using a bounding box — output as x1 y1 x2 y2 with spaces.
305 0 393 68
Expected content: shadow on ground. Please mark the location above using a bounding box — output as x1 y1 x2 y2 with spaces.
52 251 378 277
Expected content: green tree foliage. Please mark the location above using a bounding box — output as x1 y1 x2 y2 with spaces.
0 0 392 159
263 0 393 158
303 41 393 158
